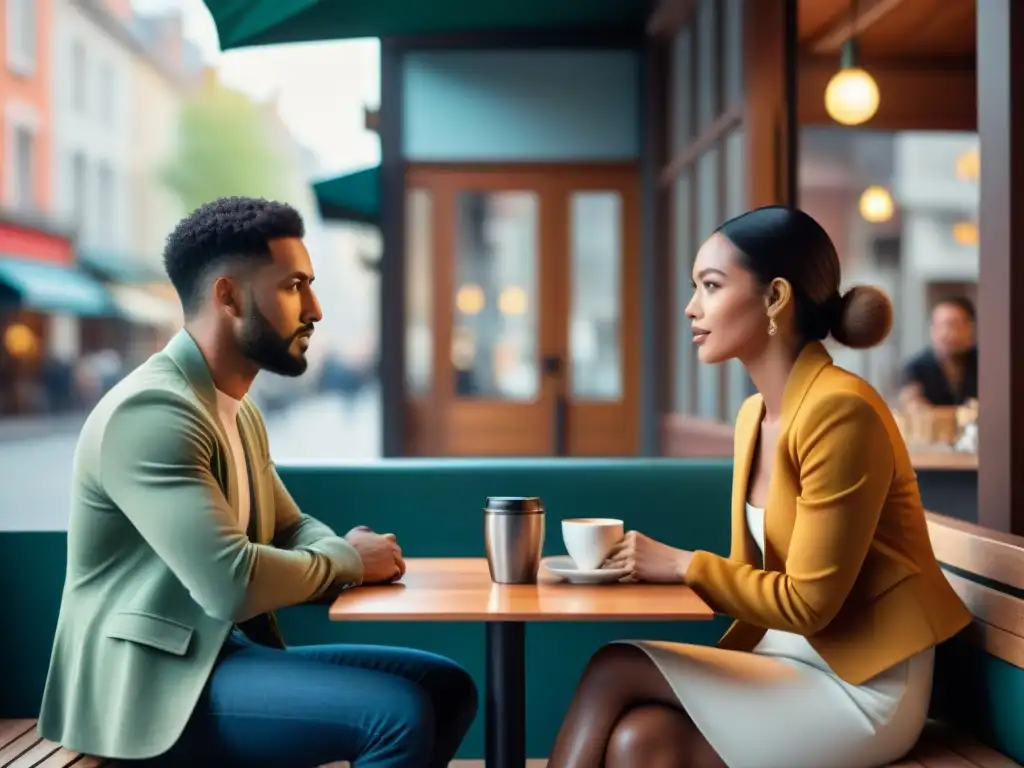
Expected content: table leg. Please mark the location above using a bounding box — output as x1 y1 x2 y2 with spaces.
485 620 527 768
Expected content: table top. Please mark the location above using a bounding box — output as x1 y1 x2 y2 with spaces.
328 557 714 622
908 448 978 471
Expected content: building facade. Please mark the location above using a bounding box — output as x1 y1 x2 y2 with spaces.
0 0 89 415
1 0 55 213
0 0 197 416
128 10 199 267
51 0 193 369
51 0 132 252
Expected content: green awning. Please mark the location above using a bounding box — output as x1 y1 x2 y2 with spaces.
0 257 116 317
313 166 380 225
204 0 647 50
78 249 164 285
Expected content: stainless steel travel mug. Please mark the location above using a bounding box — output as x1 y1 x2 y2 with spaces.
483 496 546 584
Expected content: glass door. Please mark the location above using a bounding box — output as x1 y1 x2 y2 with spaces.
404 166 639 456
561 168 641 456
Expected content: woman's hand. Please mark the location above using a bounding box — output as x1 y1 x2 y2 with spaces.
604 531 694 583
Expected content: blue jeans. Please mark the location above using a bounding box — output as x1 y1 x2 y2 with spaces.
145 630 478 767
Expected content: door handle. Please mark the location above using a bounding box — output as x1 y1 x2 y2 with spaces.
542 355 568 456
542 355 563 376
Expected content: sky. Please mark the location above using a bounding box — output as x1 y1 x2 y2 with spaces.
132 0 381 177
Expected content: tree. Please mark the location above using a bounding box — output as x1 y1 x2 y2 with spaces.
161 75 297 213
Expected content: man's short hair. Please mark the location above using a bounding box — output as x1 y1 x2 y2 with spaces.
163 196 305 316
933 296 976 322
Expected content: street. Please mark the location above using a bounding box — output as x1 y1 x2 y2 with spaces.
0 390 381 531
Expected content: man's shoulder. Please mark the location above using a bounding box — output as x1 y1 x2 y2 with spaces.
70 353 208 491
78 353 207 447
903 348 937 375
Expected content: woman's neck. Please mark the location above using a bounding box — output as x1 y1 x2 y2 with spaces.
743 340 804 421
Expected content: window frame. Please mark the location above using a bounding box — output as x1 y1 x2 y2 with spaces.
4 101 41 210
660 0 749 425
5 0 38 77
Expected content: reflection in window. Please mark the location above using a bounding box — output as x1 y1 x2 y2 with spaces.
695 0 717 132
696 149 720 420
722 0 744 109
671 27 693 154
696 148 720 241
673 171 695 413
570 192 622 400
452 192 539 401
725 127 751 416
405 189 433 397
724 128 745 220
800 128 979 402
666 0 749 428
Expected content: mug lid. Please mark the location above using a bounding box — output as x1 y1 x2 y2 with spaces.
484 496 544 514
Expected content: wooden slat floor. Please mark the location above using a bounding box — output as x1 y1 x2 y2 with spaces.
890 721 1023 767
0 720 105 767
4 718 1017 767
0 722 549 768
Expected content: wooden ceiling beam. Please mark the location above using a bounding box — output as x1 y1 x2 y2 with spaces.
800 52 976 72
809 0 907 53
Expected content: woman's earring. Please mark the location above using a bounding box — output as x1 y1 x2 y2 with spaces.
767 317 778 336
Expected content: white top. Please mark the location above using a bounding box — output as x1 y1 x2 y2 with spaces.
744 501 767 561
215 389 250 535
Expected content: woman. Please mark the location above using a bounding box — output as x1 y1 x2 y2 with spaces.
547 206 972 768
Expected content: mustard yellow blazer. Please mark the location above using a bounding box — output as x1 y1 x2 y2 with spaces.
686 341 972 685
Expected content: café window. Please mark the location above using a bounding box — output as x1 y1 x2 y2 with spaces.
798 127 979 403
667 0 750 425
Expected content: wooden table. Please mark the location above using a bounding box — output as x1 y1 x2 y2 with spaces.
909 448 978 471
329 557 714 768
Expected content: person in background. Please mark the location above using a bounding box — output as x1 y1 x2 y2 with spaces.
900 296 978 409
39 197 477 767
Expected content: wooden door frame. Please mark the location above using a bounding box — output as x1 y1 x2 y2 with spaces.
403 162 641 456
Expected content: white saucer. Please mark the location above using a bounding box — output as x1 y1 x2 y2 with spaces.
541 555 630 584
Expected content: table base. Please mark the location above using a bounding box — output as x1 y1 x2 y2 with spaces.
486 621 526 768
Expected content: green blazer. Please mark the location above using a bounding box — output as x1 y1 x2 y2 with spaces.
38 330 365 760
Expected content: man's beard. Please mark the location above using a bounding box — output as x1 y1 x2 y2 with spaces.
237 302 313 377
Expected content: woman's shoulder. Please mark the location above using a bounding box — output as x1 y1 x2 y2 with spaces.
799 364 894 436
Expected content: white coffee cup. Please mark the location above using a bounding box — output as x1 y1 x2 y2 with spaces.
561 518 624 571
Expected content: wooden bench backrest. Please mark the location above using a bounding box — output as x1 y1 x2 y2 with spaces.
926 512 1024 669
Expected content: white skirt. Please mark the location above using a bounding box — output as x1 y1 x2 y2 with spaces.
619 629 934 768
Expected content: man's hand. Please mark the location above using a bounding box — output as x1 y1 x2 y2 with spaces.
345 526 406 584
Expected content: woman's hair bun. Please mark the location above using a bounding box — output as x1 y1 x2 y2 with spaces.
831 285 892 349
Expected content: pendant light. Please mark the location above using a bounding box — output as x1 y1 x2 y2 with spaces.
824 0 880 126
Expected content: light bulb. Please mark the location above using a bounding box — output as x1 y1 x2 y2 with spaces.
952 221 979 246
825 67 880 126
859 186 893 223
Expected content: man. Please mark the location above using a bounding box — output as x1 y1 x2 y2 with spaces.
899 296 978 409
39 197 478 766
